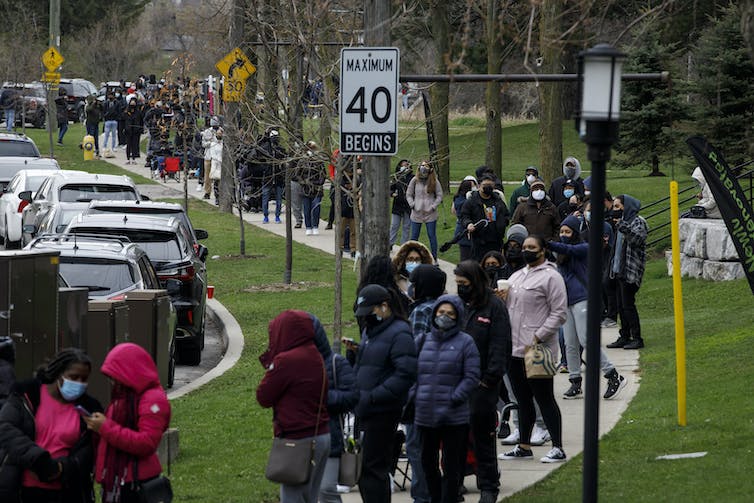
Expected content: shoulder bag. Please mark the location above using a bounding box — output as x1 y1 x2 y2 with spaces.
264 362 327 486
524 342 558 379
333 354 363 487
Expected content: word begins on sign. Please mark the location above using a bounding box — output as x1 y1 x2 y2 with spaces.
342 133 396 153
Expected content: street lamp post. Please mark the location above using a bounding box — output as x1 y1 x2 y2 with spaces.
575 43 625 503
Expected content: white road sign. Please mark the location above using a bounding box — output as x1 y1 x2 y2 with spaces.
339 47 399 156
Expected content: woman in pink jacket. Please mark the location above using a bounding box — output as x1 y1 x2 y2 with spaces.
406 160 443 260
84 343 171 503
499 235 568 464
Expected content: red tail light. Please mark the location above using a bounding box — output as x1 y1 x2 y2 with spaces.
157 265 195 281
109 294 126 301
17 200 29 213
187 310 193 325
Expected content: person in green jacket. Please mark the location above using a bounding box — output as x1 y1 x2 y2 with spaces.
509 166 539 215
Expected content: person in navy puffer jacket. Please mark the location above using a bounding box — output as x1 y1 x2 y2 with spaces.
414 294 480 503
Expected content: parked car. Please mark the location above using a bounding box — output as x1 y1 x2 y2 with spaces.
33 202 90 238
0 82 47 128
20 170 140 245
0 168 61 248
66 213 207 365
25 233 177 386
0 133 60 192
58 78 98 123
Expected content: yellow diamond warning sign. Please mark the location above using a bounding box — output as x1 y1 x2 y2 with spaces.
42 47 64 71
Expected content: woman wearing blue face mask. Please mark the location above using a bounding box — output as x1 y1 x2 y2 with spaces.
392 240 434 298
0 348 102 503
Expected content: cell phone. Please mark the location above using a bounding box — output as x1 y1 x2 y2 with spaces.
74 405 91 418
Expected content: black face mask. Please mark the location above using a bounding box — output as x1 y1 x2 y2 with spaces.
565 168 576 179
456 284 473 302
484 265 500 277
506 248 522 262
481 186 494 196
360 313 383 328
612 209 624 220
522 250 541 264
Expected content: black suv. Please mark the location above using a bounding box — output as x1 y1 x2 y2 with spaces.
66 213 208 365
58 78 97 123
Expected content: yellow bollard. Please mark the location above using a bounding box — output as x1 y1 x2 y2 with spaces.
82 134 95 161
669 180 687 426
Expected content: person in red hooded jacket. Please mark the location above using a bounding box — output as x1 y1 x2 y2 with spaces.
83 343 171 503
257 310 330 503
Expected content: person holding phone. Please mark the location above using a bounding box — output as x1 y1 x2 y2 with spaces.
0 348 103 503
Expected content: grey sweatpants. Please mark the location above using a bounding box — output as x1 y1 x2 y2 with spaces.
564 300 615 380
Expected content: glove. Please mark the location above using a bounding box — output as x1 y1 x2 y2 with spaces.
31 453 60 482
439 241 453 253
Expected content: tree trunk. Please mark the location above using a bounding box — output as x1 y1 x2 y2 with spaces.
742 0 754 64
430 0 451 194
537 0 564 186
361 0 392 271
485 0 502 179
648 153 666 176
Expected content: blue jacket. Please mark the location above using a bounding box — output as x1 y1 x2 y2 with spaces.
414 295 480 427
354 316 417 419
311 315 359 457
548 240 589 305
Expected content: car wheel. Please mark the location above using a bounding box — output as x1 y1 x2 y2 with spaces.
4 218 18 249
178 342 201 366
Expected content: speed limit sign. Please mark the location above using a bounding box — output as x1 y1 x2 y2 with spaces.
339 47 399 156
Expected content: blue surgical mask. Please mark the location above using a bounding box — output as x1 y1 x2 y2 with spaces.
59 378 87 402
405 261 420 274
563 189 574 198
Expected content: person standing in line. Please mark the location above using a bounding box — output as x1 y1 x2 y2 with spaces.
451 176 477 262
257 311 331 503
511 178 560 241
390 159 414 247
208 127 223 205
453 260 512 503
546 216 627 400
392 240 434 298
606 194 648 350
1 88 19 132
406 161 443 261
499 235 568 464
414 295 480 503
0 348 102 503
123 97 143 165
461 175 510 262
55 88 69 146
84 95 102 158
259 129 286 224
102 92 121 158
299 141 327 235
548 157 585 208
508 166 539 215
353 284 417 503
201 116 220 200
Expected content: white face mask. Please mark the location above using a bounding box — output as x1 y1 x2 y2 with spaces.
531 189 545 201
526 174 536 184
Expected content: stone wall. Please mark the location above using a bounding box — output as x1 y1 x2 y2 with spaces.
665 219 745 281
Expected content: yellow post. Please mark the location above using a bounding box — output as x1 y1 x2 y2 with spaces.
669 181 687 426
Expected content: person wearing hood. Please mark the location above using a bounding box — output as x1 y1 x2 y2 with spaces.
606 195 648 350
393 240 434 297
509 166 539 215
549 157 585 207
201 116 221 199
353 284 417 503
390 159 414 246
124 97 143 165
555 179 584 220
84 95 103 158
500 224 528 279
511 178 560 241
460 175 511 262
689 167 722 219
406 160 443 260
414 295 480 503
0 348 103 503
453 260 512 503
546 216 626 401
310 314 359 503
55 88 69 146
257 311 331 503
82 343 169 503
500 235 568 464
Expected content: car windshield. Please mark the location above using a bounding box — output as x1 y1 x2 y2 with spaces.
59 258 136 296
26 176 49 193
59 184 137 202
0 140 40 157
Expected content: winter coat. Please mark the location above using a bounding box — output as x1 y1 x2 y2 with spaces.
414 295 480 427
94 343 170 486
507 261 568 359
201 127 216 161
548 157 585 207
208 139 223 180
406 176 443 224
102 99 121 121
295 156 327 199
391 172 413 216
0 379 102 502
610 195 648 287
452 194 472 248
124 106 143 136
460 191 510 249
691 167 722 219
460 292 512 387
509 181 531 215
511 196 560 241
84 100 102 126
257 310 330 440
547 240 589 306
311 314 358 457
353 316 417 419
392 240 434 293
55 96 68 124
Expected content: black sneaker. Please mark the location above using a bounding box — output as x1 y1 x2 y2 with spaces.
540 447 567 463
604 372 626 399
499 445 533 460
563 379 583 399
623 338 644 349
203 194 211 200
497 421 511 439
606 336 630 348
294 222 302 229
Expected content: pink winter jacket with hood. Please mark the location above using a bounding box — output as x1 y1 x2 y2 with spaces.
506 260 568 359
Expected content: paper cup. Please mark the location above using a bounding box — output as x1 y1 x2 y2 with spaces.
497 279 510 291
207 285 215 299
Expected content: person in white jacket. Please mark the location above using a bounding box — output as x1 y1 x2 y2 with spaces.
208 128 223 205
202 116 220 199
690 166 722 219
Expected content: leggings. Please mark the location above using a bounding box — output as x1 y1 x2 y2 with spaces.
507 357 562 448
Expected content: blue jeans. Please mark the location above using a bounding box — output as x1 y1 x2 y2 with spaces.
302 195 322 229
4 108 14 131
103 120 118 150
262 184 283 219
85 123 99 154
410 220 438 259
405 424 430 503
57 120 68 143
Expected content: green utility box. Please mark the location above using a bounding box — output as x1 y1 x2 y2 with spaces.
124 290 176 389
86 300 129 407
0 251 60 380
57 288 89 349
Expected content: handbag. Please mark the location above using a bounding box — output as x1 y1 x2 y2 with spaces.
265 363 327 485
332 354 363 487
524 342 558 378
135 475 173 503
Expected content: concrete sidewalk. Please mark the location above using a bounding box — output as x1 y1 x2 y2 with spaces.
103 145 641 501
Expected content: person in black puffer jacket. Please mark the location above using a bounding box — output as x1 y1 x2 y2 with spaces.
461 175 510 262
0 348 103 503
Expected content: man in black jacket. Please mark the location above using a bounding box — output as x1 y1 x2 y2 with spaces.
354 284 417 503
461 175 511 261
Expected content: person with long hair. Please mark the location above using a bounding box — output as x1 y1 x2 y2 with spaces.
355 255 410 322
0 348 102 503
500 235 568 464
453 260 511 503
84 343 171 503
392 240 434 297
406 160 443 260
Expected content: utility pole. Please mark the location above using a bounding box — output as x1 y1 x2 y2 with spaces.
485 0 502 179
47 0 60 158
361 0 392 273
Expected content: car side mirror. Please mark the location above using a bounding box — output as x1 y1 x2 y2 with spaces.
23 224 37 234
140 194 151 201
194 229 208 240
198 244 208 263
19 191 32 202
165 278 181 295
55 224 67 233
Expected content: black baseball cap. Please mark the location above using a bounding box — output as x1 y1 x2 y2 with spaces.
354 284 390 315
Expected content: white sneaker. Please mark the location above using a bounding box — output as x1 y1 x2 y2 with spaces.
305 229 313 235
195 184 203 191
312 227 319 235
530 425 551 446
336 485 351 493
500 427 519 445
